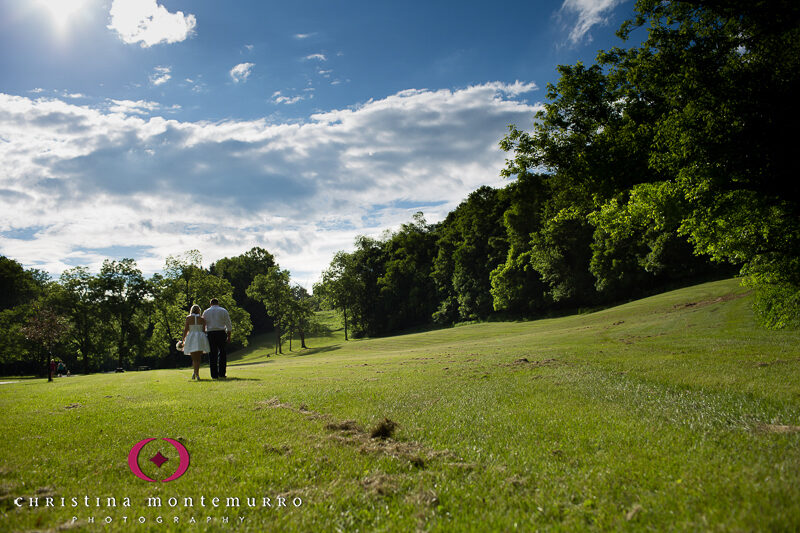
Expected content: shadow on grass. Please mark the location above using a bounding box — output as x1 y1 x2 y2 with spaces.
193 376 262 382
228 360 275 368
286 345 342 357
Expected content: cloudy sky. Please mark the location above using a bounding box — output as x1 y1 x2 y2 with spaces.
0 0 632 287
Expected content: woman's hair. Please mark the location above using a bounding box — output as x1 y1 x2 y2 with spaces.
190 304 202 315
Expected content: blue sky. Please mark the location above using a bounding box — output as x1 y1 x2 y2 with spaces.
0 0 632 287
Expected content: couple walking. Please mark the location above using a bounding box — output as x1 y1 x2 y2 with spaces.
181 298 232 380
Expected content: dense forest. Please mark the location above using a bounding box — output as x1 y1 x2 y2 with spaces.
0 248 317 376
3 0 798 375
314 0 800 336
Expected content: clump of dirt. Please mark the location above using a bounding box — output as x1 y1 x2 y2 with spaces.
507 358 558 367
361 474 399 496
626 504 643 521
326 420 361 432
370 418 398 440
254 397 293 410
264 444 291 455
64 403 81 409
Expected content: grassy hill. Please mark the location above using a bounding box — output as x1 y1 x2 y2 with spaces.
1 278 799 531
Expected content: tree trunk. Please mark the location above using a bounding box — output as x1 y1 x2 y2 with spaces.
343 307 349 341
300 328 307 349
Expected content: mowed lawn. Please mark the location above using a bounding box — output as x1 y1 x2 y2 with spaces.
1 278 799 531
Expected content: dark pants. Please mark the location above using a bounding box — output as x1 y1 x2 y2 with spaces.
207 330 228 378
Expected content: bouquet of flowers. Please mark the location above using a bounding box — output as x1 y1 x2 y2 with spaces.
176 340 184 352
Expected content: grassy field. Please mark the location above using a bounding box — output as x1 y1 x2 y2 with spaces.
1 278 799 531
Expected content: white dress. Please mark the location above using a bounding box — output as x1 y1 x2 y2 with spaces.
183 314 211 354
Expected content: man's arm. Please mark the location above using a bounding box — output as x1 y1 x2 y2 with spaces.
225 310 233 342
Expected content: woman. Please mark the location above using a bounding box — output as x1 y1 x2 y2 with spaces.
182 304 211 380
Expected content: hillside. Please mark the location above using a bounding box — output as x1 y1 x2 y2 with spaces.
1 278 799 531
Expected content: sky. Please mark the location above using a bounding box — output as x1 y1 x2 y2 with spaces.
0 0 634 288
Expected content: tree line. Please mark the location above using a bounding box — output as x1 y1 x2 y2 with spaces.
0 247 316 376
314 0 800 336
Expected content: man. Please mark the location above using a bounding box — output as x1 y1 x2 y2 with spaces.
202 298 233 379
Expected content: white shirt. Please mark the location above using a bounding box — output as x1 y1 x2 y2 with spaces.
202 305 233 332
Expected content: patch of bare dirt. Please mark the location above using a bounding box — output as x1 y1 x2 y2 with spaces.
504 357 558 368
672 291 751 311
264 444 291 455
361 473 401 496
257 398 454 466
64 403 81 409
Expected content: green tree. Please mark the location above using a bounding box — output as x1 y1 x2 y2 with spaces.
604 0 800 327
21 304 69 380
379 212 439 330
97 259 148 369
315 251 358 340
150 253 253 364
285 284 317 350
247 266 291 354
55 267 103 373
432 190 509 322
211 247 277 333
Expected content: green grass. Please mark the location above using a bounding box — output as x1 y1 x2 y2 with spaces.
1 278 799 531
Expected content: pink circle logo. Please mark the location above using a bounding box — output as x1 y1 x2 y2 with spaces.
128 438 190 482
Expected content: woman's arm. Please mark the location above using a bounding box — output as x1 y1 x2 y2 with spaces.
182 317 191 341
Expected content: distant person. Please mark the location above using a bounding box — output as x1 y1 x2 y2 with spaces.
202 298 232 379
57 361 66 377
49 359 55 382
182 304 210 381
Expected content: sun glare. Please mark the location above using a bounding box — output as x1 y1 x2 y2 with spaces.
36 0 89 31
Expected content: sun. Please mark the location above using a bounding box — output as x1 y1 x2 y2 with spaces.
36 0 90 31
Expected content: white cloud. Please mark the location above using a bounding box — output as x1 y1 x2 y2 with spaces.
560 0 624 44
230 63 255 83
29 88 45 94
149 66 172 86
244 44 254 51
304 53 327 61
294 33 314 39
272 91 308 105
0 83 540 285
107 99 180 115
108 0 197 47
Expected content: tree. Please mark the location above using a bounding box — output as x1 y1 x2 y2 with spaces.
286 285 316 350
247 267 292 354
21 304 69 381
315 251 358 341
0 256 43 311
164 250 204 313
378 213 440 330
97 259 148 369
432 191 508 323
150 253 253 365
211 247 276 333
490 173 551 314
604 0 800 327
56 267 103 374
